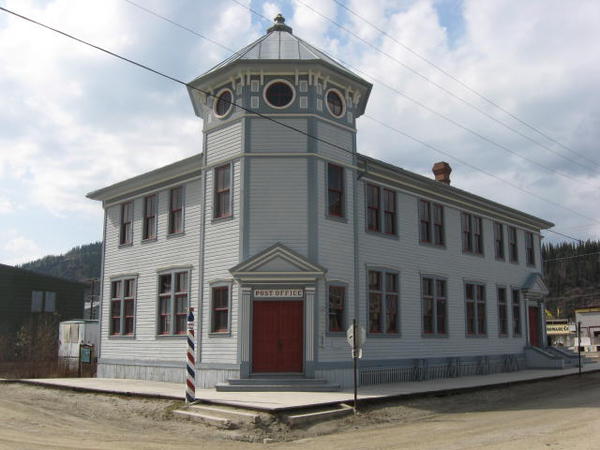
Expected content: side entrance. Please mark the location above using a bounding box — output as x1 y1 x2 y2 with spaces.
252 300 304 373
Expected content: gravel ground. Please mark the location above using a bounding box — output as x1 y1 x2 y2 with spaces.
1 372 600 449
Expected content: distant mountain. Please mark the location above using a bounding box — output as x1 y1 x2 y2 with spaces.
19 242 102 282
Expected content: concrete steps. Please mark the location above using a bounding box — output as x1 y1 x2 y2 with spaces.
282 403 354 427
216 376 341 392
172 403 261 428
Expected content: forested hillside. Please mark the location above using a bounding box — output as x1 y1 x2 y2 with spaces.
19 242 102 282
543 240 600 319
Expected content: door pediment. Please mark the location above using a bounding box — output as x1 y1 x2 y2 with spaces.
522 272 549 297
230 243 326 282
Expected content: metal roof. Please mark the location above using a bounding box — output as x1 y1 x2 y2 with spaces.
198 14 368 84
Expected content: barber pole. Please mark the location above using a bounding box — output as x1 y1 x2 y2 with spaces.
185 307 196 403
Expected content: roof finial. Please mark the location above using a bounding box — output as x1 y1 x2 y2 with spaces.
267 13 293 33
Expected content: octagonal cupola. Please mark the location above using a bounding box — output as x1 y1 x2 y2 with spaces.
187 14 372 129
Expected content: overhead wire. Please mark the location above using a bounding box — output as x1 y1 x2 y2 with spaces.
2 4 599 235
290 0 598 172
331 0 600 168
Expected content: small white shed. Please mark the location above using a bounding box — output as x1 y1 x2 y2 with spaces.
58 319 99 363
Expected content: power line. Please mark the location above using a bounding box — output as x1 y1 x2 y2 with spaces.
543 229 585 244
331 0 600 169
544 251 600 263
123 0 234 52
291 0 598 173
3 5 600 232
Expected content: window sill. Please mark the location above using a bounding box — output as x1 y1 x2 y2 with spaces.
118 242 133 249
108 335 135 340
421 333 449 338
212 215 234 225
166 232 185 239
141 237 158 244
462 251 485 258
466 334 488 338
419 241 446 250
367 333 402 338
509 260 520 265
365 229 399 240
156 334 187 339
326 214 348 224
209 331 232 337
495 256 506 262
498 334 509 338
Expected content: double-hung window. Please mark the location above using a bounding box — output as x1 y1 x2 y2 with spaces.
494 222 505 260
158 271 189 335
211 286 230 333
422 277 447 336
110 278 136 336
31 291 56 313
419 200 444 245
168 187 184 234
214 164 232 219
465 283 486 336
327 164 344 218
367 184 380 232
328 285 346 333
366 184 397 235
512 289 522 336
462 213 483 255
119 201 133 245
525 232 535 266
508 226 518 263
143 194 157 240
497 287 508 336
368 270 399 334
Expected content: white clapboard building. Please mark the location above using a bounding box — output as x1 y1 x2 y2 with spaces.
88 15 559 390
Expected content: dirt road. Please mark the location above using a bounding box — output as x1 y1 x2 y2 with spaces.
1 373 599 449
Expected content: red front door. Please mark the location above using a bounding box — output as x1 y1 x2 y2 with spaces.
252 301 303 373
529 306 540 347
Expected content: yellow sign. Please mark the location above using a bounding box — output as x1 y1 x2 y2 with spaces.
546 324 571 335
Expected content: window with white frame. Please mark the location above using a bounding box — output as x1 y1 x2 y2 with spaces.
211 286 229 333
419 200 444 246
465 282 486 336
31 291 56 313
368 270 399 334
508 226 519 263
214 164 232 219
462 212 483 255
158 271 189 335
512 289 522 336
498 287 508 336
119 201 133 245
366 184 397 235
526 232 536 266
110 278 135 336
143 194 157 240
327 163 344 218
494 222 505 260
328 284 346 333
168 187 184 234
422 277 447 336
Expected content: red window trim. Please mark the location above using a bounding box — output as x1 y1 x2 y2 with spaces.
143 194 157 240
419 200 432 243
383 188 396 235
211 286 229 333
328 285 345 332
119 202 133 245
367 184 381 232
327 163 344 218
168 187 183 234
110 279 135 336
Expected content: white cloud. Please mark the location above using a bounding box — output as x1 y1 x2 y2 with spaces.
2 230 44 265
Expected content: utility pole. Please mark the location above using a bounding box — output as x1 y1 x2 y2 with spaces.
578 321 582 376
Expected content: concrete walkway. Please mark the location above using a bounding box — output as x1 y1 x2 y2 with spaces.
11 362 600 411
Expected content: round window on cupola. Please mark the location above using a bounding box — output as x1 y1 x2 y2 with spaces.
326 88 346 118
214 88 233 118
264 79 295 109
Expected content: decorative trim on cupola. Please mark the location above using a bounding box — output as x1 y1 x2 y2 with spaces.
267 13 293 33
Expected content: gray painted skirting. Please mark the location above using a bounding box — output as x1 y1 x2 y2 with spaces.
98 358 239 370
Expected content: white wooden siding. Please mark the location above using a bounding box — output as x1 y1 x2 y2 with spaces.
352 183 541 361
206 122 242 165
200 160 241 364
100 179 202 362
247 157 309 256
249 118 308 152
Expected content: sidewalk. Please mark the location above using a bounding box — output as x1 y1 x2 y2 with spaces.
10 362 600 412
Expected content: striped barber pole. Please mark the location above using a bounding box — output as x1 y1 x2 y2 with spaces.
185 307 196 404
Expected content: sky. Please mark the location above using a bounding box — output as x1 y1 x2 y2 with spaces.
0 0 599 265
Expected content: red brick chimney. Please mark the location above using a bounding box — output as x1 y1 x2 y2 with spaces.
432 161 452 185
